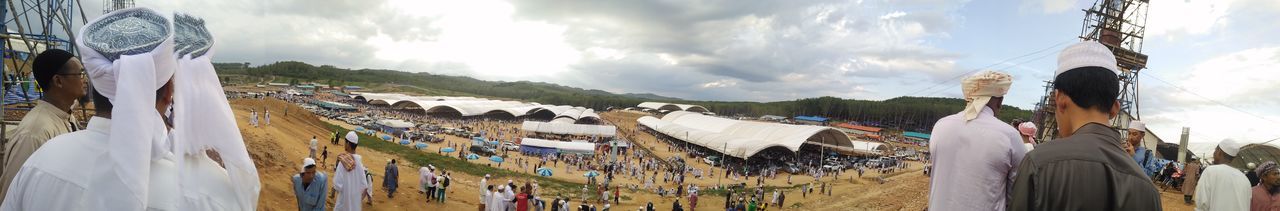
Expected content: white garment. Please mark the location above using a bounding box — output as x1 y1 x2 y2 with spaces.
1194 165 1250 211
177 153 243 211
333 154 369 211
1023 143 1035 153
927 107 1026 211
310 139 318 151
487 190 506 211
1 117 179 211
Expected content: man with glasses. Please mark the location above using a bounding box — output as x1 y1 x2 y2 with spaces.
0 49 88 201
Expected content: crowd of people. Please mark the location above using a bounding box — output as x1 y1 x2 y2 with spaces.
925 41 1280 211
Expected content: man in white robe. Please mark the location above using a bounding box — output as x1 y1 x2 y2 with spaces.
1 7 180 211
334 131 371 211
1195 138 1250 210
170 13 259 211
927 71 1025 211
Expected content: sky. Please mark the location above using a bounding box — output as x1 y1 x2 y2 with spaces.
51 0 1280 147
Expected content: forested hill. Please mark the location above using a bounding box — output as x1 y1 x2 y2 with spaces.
217 61 1033 132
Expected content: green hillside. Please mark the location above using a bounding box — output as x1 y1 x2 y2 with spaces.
216 61 1034 132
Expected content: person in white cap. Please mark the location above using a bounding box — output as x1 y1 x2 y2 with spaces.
334 131 371 211
1194 138 1250 210
1016 122 1037 152
170 13 259 211
293 157 328 211
926 70 1026 211
1127 121 1157 177
1 7 182 211
1008 41 1160 210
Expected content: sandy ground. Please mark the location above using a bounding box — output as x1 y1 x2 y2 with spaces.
235 97 1203 211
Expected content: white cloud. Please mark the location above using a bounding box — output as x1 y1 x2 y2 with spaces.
1141 47 1280 146
1147 0 1234 40
1018 0 1078 14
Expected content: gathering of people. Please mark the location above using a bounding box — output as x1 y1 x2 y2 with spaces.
924 40 1280 211
0 8 259 210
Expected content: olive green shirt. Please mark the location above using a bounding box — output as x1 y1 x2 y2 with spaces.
1008 123 1161 210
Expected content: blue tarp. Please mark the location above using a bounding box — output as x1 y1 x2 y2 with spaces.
3 78 41 105
794 116 829 122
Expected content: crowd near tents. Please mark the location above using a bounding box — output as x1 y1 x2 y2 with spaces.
637 111 854 159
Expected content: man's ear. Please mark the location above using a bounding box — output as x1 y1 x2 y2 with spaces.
1109 100 1120 118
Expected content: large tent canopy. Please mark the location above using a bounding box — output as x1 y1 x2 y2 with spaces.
520 138 596 155
637 111 852 159
522 121 616 137
351 92 599 120
637 102 710 113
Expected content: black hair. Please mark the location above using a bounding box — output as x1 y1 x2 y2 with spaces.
33 49 75 91
92 89 113 113
1053 66 1119 113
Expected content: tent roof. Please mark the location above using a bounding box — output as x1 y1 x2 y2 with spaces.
637 102 710 113
794 116 829 122
638 111 853 159
522 121 616 137
904 131 931 139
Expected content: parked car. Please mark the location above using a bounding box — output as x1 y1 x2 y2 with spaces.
502 142 520 151
702 156 722 166
784 164 802 174
469 145 496 156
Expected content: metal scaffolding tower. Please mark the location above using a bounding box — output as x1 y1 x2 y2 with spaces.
1034 0 1150 141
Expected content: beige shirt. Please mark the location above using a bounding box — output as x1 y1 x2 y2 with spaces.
0 100 77 200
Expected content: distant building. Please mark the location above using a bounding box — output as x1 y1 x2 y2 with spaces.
834 123 883 140
903 131 931 144
793 116 829 126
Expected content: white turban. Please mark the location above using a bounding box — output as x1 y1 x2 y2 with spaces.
77 7 176 210
960 71 1013 121
1128 121 1145 132
1218 138 1244 157
170 13 259 210
1056 41 1119 77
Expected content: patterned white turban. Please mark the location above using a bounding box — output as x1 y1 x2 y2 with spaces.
961 71 1013 121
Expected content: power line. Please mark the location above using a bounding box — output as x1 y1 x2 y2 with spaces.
900 39 1075 97
1140 71 1280 125
922 44 1063 97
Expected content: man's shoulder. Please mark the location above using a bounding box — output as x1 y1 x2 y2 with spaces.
26 130 103 167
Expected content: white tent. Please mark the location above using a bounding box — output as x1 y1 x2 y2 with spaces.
519 138 596 155
377 119 415 129
521 121 617 137
637 111 852 158
637 102 710 113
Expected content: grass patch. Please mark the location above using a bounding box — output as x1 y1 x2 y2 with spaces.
323 123 587 194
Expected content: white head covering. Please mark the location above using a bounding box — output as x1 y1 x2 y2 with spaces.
1128 121 1146 132
1218 138 1244 156
77 7 176 210
960 71 1013 121
1056 41 1119 77
302 158 316 170
346 131 360 144
170 13 260 210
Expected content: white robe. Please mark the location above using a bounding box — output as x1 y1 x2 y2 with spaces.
927 107 1026 211
333 154 369 211
1194 164 1250 211
0 117 179 211
177 153 244 211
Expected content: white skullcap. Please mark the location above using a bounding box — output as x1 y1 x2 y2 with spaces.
77 7 176 210
346 131 360 144
960 71 1013 121
1056 41 1119 78
1128 121 1146 132
485 174 491 178
302 158 316 170
1218 138 1244 157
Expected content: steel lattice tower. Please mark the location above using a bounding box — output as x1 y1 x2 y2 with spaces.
1034 0 1150 141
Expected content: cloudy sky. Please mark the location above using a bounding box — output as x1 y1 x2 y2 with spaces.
82 0 1280 146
